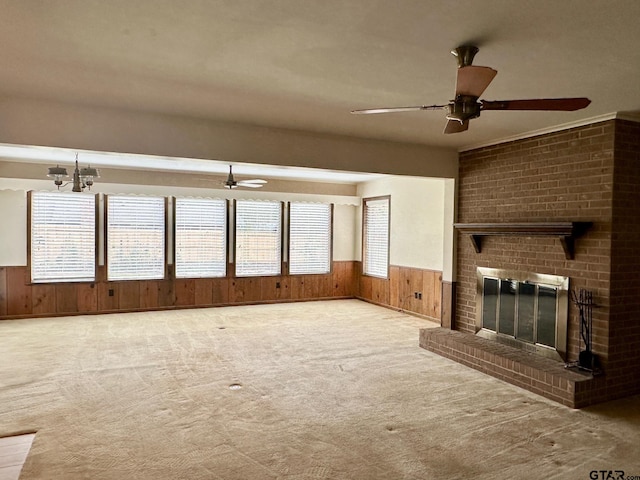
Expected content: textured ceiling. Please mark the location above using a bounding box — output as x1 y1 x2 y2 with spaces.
1 0 640 151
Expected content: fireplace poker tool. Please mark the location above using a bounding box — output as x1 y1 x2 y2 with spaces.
567 288 600 374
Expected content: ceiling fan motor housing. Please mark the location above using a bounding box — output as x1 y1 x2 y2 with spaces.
447 95 481 123
225 165 237 188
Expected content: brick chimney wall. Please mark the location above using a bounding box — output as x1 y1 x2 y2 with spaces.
456 120 621 401
608 119 640 400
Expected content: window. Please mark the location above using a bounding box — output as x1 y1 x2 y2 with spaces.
106 195 165 281
174 197 227 278
29 191 96 283
363 196 390 278
235 200 282 277
289 202 332 275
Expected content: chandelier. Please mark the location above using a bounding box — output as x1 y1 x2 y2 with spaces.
47 153 100 192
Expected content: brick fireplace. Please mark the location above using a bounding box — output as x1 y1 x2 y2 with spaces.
421 118 640 408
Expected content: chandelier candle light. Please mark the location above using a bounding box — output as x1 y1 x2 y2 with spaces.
47 153 100 192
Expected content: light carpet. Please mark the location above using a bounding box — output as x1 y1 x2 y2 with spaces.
1 299 639 479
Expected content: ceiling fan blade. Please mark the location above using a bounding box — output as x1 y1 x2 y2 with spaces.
481 98 591 111
443 119 469 134
239 179 267 184
456 66 497 97
351 105 446 114
237 181 263 188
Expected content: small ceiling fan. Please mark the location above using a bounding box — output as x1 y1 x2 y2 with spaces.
223 165 267 189
351 46 591 134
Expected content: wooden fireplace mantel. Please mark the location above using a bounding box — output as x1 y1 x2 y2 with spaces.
453 222 592 260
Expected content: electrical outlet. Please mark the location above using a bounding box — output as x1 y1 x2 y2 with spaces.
414 292 418 299
108 289 114 297
276 282 281 289
418 292 422 300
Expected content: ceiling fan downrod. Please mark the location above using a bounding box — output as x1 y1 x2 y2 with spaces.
451 45 479 68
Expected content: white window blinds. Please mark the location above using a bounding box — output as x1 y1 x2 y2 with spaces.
107 195 165 281
289 202 331 275
175 198 227 278
235 200 282 277
363 197 390 278
30 191 96 283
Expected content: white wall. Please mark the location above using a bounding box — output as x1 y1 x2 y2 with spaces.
0 189 27 266
333 204 357 261
357 176 446 272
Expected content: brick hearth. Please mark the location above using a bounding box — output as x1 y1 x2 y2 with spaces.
419 328 603 408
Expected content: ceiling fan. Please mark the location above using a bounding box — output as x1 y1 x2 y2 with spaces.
223 165 267 189
351 45 591 134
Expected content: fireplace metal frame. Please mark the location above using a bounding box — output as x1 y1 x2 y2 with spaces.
476 267 569 362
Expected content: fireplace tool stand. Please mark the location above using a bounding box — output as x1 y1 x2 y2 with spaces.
566 288 601 374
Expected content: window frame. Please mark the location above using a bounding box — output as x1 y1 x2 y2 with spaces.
173 197 228 279
233 199 283 278
287 201 333 275
105 194 168 282
362 195 390 279
27 190 98 284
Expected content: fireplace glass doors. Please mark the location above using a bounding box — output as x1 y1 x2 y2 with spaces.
476 268 569 361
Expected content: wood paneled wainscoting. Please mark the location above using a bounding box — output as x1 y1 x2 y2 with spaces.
357 263 442 322
0 261 357 319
